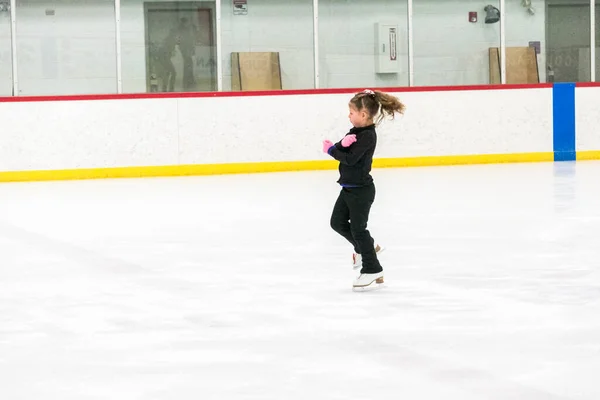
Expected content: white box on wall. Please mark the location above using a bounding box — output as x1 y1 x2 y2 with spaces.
375 23 399 74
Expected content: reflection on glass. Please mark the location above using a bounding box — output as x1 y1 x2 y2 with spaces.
590 4 600 82
121 0 217 93
319 0 408 89
15 0 118 96
221 0 314 91
0 0 12 96
502 1 544 84
414 0 500 86
546 3 590 82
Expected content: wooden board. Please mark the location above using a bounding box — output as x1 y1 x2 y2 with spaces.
231 52 282 91
489 47 540 84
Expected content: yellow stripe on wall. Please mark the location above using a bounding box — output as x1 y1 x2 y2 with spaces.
374 152 554 167
0 152 556 183
576 151 600 160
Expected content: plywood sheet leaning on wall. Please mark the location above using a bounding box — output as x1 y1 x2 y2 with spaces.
489 47 540 84
231 52 282 91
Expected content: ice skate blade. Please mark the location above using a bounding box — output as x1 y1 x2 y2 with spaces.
352 277 385 292
352 282 385 292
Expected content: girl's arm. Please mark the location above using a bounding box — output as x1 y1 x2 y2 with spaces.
328 133 374 166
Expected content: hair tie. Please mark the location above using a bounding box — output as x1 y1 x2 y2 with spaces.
362 89 375 97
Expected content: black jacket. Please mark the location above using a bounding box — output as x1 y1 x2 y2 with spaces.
328 124 377 187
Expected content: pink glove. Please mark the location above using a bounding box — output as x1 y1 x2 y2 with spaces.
322 140 334 153
341 134 357 147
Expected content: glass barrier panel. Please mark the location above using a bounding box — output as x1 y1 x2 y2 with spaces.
414 0 501 86
221 0 315 91
546 1 591 82
0 0 12 96
594 2 600 81
15 0 118 96
504 1 545 84
121 0 217 93
318 0 408 89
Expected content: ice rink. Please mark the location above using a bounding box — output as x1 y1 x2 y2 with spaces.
1 161 599 400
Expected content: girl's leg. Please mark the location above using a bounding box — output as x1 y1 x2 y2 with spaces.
330 188 359 253
346 184 382 274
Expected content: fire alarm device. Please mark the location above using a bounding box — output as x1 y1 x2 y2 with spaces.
469 12 477 23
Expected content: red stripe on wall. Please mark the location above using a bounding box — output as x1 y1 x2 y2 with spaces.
575 82 600 87
0 83 553 104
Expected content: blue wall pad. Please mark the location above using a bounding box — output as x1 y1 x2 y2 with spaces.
553 83 576 161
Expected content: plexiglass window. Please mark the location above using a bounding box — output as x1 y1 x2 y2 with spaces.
15 0 118 96
0 0 12 96
221 0 314 91
414 0 501 86
319 0 408 89
546 1 591 82
121 0 217 93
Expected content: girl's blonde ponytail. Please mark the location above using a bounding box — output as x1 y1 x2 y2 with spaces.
373 90 406 125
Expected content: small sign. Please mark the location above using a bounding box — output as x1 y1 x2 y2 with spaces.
529 41 541 55
234 0 247 15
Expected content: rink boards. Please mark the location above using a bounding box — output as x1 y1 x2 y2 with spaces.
0 82 596 182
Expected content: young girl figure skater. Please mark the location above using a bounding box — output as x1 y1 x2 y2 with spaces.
322 89 405 289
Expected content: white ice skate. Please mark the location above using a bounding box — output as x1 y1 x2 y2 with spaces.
352 271 384 291
352 244 385 270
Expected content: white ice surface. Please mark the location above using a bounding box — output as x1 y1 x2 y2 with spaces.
1 161 599 400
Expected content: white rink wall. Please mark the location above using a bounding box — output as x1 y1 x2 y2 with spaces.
0 87 554 172
575 87 600 152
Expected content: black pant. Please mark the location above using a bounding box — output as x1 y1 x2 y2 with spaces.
330 183 383 274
